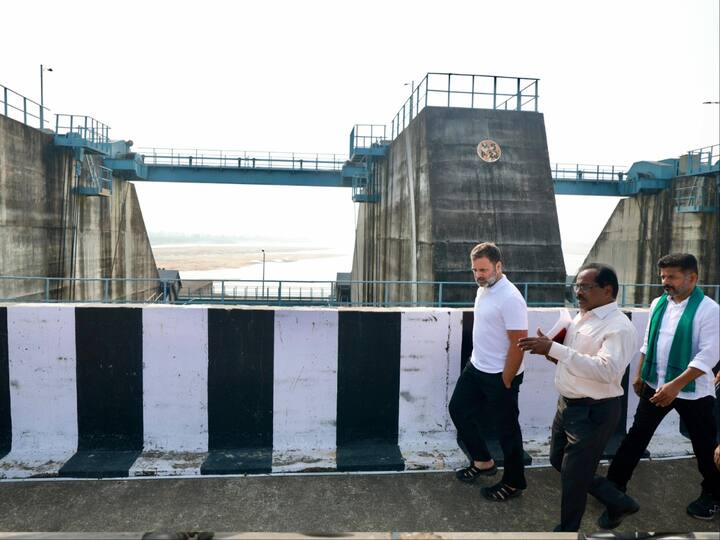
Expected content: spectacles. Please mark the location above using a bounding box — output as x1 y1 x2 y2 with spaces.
572 283 599 293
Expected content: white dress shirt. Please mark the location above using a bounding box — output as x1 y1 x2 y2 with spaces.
640 294 719 400
549 302 638 399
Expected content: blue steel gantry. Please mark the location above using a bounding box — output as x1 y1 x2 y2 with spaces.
4 72 714 206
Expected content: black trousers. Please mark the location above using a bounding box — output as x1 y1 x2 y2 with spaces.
448 362 526 489
550 395 621 532
606 383 720 498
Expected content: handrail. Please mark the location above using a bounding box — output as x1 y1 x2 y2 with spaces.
138 147 345 171
685 144 719 175
390 73 540 140
551 163 629 182
0 82 50 129
55 114 111 147
1 276 718 308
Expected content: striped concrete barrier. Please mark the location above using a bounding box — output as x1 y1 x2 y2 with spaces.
0 304 679 480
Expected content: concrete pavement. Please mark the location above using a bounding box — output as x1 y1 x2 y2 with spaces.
0 458 717 536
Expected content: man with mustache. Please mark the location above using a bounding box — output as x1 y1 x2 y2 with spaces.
449 242 528 502
590 253 720 527
518 263 637 531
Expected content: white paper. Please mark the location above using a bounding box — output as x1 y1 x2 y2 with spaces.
546 308 572 340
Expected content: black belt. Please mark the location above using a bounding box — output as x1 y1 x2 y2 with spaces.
562 396 619 406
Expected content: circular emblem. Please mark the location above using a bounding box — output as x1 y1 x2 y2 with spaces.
477 139 501 162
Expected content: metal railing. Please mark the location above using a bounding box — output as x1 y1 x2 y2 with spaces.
685 144 719 175
0 83 50 129
551 163 629 182
1 276 717 308
138 148 345 171
390 73 540 140
349 124 388 153
55 114 111 148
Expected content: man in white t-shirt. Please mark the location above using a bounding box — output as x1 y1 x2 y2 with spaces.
448 242 528 502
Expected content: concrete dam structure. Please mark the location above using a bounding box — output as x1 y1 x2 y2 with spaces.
0 113 158 302
351 106 566 306
583 167 718 305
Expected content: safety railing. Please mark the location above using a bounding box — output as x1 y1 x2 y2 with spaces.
0 83 50 129
55 114 111 148
685 144 719 175
1 276 718 308
349 124 388 153
390 73 540 140
551 163 629 182
138 148 345 171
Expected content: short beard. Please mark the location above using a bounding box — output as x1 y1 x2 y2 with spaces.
476 273 499 288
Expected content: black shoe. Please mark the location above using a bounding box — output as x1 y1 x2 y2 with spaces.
597 495 640 529
687 491 720 520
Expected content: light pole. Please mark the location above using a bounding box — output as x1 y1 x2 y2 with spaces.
261 249 266 299
40 64 53 129
404 80 415 118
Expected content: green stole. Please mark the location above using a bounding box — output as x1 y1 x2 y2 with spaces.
641 286 704 392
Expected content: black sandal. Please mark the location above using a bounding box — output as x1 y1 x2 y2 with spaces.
481 481 523 501
454 463 498 483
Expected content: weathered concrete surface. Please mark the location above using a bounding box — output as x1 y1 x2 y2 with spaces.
583 174 718 304
352 107 565 305
0 459 717 534
0 114 158 301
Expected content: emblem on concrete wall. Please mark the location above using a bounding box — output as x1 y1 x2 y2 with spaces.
477 139 501 162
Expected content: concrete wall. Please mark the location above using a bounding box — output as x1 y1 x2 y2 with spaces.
352 107 566 305
0 304 693 480
583 175 718 304
0 114 158 301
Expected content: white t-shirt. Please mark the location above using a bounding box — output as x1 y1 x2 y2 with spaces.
469 275 528 374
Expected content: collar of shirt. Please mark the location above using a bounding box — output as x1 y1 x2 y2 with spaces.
668 296 690 308
579 301 618 321
482 274 507 294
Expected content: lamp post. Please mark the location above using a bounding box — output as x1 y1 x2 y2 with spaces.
40 64 53 129
261 249 266 299
404 80 415 119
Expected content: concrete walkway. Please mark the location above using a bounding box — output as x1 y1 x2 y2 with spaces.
0 458 717 536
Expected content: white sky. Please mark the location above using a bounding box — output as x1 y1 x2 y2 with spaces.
2 0 718 273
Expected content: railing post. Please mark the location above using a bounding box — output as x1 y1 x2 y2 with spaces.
164 281 169 303
447 73 451 107
470 75 475 108
534 80 539 112
516 78 521 111
621 283 626 307
45 278 50 302
3 87 8 116
23 97 27 124
221 280 225 304
493 77 497 109
104 278 109 302
438 282 443 307
277 281 282 305
524 283 528 300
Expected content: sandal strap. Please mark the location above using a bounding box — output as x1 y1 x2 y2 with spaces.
489 483 516 500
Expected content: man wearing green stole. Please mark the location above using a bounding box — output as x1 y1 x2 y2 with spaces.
591 253 720 527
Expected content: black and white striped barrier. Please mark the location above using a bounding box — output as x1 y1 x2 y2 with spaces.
0 305 658 479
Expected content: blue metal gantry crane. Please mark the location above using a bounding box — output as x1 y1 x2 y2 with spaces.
40 72 718 211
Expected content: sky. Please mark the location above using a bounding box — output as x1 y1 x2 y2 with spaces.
1 0 718 273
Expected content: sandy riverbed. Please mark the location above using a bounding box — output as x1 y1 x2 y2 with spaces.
152 244 346 272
